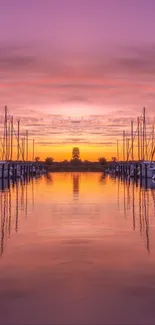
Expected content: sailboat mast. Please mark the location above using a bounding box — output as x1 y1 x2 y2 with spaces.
126 137 129 161
10 116 13 160
22 137 25 161
123 130 125 161
32 139 35 162
5 106 8 161
137 117 140 161
26 130 28 161
142 106 146 160
131 120 134 160
150 124 155 161
8 117 11 160
17 120 20 160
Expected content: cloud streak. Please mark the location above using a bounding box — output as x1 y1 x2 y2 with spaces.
1 29 155 158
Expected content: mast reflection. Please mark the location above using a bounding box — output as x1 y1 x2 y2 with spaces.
0 176 36 257
116 176 152 253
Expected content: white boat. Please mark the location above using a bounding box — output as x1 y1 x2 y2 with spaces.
137 166 140 175
32 165 41 175
41 168 46 174
141 177 155 189
141 161 155 178
0 161 10 178
32 165 36 174
129 164 135 177
129 163 140 178
152 174 155 181
9 164 22 178
36 168 41 175
16 165 21 177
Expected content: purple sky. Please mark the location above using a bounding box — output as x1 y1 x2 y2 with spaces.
0 0 155 158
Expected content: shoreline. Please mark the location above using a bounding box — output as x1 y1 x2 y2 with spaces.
46 166 106 172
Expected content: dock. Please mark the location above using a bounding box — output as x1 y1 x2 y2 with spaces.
0 106 46 181
106 106 155 186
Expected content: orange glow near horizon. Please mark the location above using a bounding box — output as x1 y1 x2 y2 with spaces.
31 145 117 161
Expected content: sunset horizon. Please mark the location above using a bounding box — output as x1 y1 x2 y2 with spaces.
1 0 155 161
1 1 155 324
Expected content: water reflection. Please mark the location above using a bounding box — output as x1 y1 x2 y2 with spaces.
0 176 37 257
45 172 53 183
72 173 80 200
115 175 152 253
0 178 10 191
1 172 155 324
1 172 155 257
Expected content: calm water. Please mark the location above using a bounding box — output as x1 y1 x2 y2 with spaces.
1 172 155 324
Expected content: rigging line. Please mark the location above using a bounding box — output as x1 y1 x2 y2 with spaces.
12 126 23 159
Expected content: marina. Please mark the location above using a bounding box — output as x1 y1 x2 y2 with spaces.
1 1 155 323
107 107 155 184
0 106 46 181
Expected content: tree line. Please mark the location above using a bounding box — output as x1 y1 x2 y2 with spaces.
35 156 110 166
35 147 116 166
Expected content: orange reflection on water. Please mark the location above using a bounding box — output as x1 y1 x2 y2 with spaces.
1 173 155 324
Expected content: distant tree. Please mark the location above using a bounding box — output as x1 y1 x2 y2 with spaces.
83 160 90 165
35 156 40 162
98 157 107 165
62 160 69 165
72 147 80 160
112 157 117 162
45 157 54 165
70 158 81 165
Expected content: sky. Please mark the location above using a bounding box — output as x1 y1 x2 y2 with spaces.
0 0 155 160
